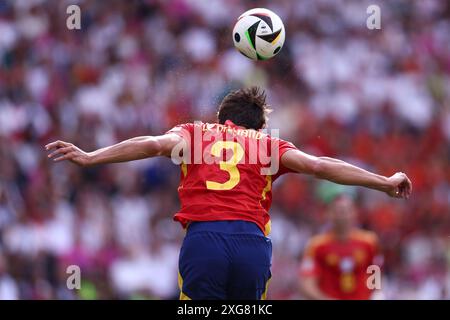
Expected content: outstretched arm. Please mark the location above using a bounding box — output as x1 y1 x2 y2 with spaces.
281 149 412 198
45 134 182 166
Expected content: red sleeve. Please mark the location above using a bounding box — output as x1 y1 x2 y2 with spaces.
299 241 321 278
279 138 297 157
272 138 298 180
165 123 195 140
165 123 196 164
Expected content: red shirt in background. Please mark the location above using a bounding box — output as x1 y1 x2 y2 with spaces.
299 229 380 300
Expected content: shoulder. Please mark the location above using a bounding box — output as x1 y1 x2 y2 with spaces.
266 135 298 161
350 229 379 247
267 134 294 145
305 232 334 255
166 122 204 136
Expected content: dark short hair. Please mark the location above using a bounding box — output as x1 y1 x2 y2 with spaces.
217 87 271 130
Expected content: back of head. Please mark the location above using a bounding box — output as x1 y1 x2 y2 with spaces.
217 86 271 130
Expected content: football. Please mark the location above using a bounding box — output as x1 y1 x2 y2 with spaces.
232 8 285 61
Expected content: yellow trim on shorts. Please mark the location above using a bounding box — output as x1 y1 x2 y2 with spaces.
261 277 271 300
178 272 192 300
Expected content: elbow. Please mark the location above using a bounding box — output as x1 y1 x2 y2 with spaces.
311 157 326 178
143 137 164 157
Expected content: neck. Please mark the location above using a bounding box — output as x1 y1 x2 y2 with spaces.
333 227 351 241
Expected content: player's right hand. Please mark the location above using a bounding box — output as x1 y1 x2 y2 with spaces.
386 172 412 199
45 140 92 167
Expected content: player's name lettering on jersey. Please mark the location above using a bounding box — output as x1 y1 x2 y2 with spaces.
168 121 289 175
202 123 265 140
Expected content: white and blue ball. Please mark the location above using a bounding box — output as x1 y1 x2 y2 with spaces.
232 8 285 61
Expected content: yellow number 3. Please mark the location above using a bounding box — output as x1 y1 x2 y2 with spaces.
206 141 244 190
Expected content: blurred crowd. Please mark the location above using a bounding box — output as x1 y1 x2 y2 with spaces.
0 0 449 299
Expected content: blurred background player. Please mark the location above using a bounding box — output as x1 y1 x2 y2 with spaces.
299 195 382 300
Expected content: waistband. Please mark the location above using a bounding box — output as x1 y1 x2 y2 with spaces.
186 220 264 236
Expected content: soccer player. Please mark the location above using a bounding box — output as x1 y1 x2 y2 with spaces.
46 87 412 300
299 195 382 300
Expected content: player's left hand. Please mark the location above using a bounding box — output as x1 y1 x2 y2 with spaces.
386 172 412 199
45 140 92 167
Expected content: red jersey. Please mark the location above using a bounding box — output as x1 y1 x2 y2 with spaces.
299 229 380 300
167 120 297 235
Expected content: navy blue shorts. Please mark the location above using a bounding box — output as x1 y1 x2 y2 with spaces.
178 220 272 300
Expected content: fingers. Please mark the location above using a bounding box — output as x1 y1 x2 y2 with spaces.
399 186 407 199
53 152 75 162
393 172 412 199
405 175 412 197
45 141 76 163
45 140 88 166
47 146 73 159
45 140 71 151
397 184 407 199
399 173 412 199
